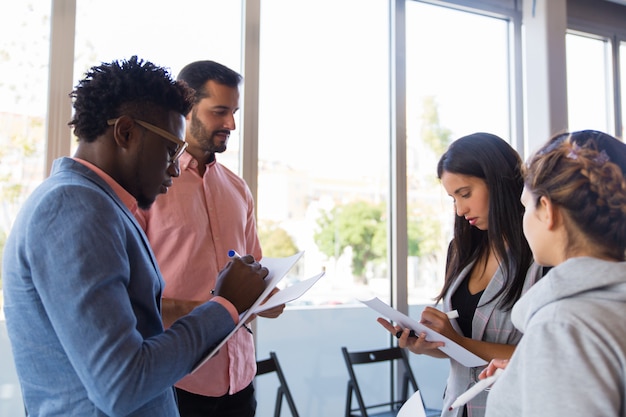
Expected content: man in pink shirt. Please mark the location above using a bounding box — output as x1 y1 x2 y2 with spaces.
134 60 284 417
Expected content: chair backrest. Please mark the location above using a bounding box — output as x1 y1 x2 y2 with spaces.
341 346 420 417
256 351 300 417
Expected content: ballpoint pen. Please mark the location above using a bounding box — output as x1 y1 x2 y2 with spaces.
228 249 242 259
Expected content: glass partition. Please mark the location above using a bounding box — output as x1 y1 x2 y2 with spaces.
0 5 51 414
73 0 243 171
404 1 512 305
0 0 51 309
257 0 391 307
566 32 614 134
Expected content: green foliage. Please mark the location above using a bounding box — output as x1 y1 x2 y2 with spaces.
314 201 385 281
314 200 444 283
421 95 452 157
408 210 443 258
258 221 299 258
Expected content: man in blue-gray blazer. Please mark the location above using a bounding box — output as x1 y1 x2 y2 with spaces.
2 56 268 417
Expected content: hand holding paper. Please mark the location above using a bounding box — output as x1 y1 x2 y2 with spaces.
192 252 324 373
361 297 487 367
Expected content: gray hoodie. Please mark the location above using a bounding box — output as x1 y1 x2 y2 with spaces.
485 257 626 416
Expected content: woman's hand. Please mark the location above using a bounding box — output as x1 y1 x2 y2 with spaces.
479 358 509 379
376 318 446 356
420 306 461 343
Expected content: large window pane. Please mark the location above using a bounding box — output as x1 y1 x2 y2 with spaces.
256 1 391 416
566 32 614 134
0 5 51 415
257 0 391 306
74 0 243 172
404 2 513 408
0 0 50 302
621 41 626 139
405 2 511 302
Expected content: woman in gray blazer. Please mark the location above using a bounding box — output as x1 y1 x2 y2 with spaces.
380 133 542 417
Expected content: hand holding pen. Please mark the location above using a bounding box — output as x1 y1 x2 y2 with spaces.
226 250 285 320
447 358 509 410
213 251 267 314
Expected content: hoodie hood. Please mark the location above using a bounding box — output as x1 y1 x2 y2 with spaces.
512 257 626 332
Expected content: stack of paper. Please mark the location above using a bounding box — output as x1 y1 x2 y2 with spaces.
192 252 324 373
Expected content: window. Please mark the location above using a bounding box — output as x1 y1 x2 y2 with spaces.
621 41 626 138
405 2 512 303
566 32 614 134
0 0 51 292
256 0 391 306
404 1 515 402
255 0 393 414
73 0 243 171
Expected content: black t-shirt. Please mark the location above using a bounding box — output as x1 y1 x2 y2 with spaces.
451 275 484 338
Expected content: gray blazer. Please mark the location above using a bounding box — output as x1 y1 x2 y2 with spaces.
439 260 543 417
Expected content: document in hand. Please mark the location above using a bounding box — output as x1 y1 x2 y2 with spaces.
360 297 487 367
192 251 324 373
397 390 427 417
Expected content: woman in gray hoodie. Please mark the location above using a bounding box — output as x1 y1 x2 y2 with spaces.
483 130 626 416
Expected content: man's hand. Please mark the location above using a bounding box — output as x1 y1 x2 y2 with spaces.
257 287 285 318
213 254 268 314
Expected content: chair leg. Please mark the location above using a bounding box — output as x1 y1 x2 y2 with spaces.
345 383 353 417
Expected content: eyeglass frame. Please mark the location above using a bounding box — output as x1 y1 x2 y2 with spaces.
107 117 188 164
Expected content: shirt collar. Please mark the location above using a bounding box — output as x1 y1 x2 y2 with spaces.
72 157 137 213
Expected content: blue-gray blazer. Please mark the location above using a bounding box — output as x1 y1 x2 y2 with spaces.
3 157 235 417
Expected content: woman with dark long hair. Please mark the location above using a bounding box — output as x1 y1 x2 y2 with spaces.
379 132 542 417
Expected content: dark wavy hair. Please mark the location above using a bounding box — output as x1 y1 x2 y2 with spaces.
436 132 534 310
176 60 242 103
69 56 194 142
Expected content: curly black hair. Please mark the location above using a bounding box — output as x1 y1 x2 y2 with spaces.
69 56 194 142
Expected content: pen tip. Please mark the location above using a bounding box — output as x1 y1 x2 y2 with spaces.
448 407 453 411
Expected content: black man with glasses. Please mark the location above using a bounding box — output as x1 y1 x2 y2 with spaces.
2 56 268 417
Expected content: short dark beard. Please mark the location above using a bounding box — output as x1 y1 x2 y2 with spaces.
189 109 227 155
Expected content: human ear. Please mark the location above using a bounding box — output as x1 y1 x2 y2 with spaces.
539 196 559 230
110 116 136 150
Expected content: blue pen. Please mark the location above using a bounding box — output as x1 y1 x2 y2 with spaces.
228 249 241 259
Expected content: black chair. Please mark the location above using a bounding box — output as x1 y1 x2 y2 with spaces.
256 351 300 417
341 346 440 417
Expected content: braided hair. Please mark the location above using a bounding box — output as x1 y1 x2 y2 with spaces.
525 131 626 261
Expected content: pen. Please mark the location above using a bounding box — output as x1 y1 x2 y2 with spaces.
228 249 241 259
448 368 503 410
446 309 459 319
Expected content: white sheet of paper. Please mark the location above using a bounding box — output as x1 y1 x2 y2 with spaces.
192 252 304 373
360 297 487 367
397 390 427 417
252 271 325 313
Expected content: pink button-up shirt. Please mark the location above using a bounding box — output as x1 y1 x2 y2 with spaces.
134 152 262 397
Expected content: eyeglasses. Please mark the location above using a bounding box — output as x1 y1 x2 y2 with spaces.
107 117 188 164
